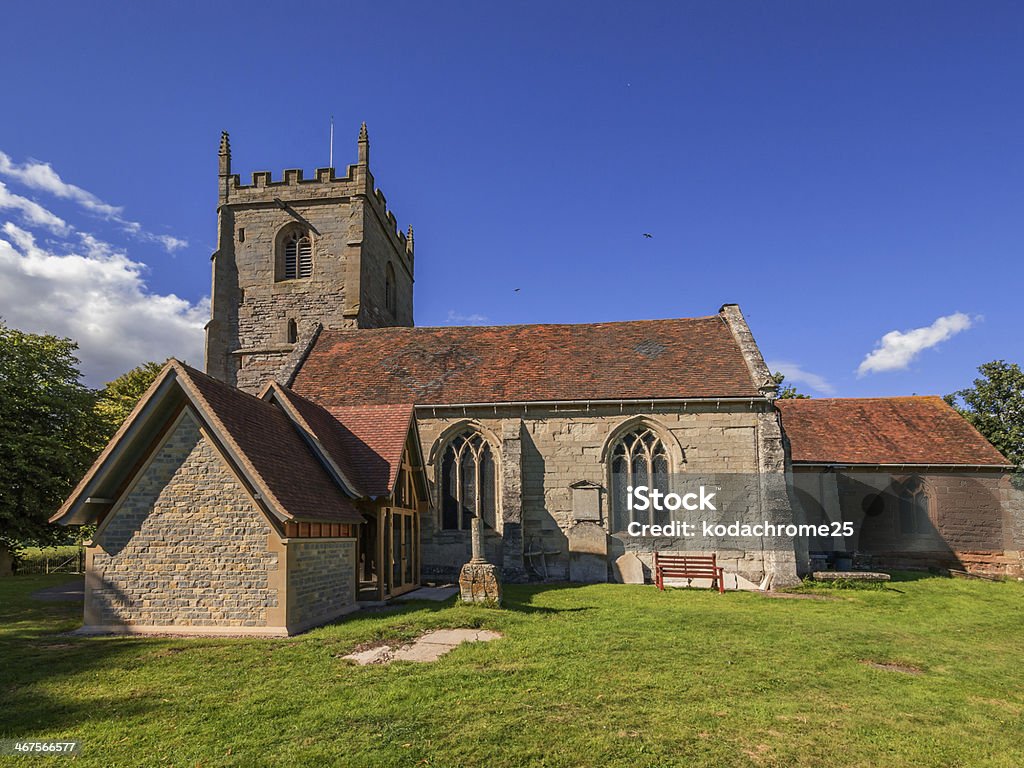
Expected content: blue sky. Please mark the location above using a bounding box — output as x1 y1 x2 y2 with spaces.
0 1 1020 395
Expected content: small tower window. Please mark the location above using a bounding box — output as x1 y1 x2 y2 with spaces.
385 262 396 313
286 319 298 344
283 230 313 280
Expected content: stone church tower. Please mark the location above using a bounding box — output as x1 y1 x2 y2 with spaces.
205 125 414 390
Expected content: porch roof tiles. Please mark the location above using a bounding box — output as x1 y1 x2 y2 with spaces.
776 396 1009 467
178 363 366 524
272 384 412 499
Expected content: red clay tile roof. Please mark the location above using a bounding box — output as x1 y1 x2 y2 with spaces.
325 404 414 498
271 385 413 498
176 363 365 524
291 317 761 405
777 396 1009 466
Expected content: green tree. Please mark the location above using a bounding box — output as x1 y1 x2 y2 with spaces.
94 360 165 445
771 371 810 400
0 322 100 568
945 360 1024 469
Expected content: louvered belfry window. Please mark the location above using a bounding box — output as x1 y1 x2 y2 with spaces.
284 230 313 279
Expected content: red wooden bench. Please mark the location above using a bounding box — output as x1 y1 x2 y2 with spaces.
653 552 725 594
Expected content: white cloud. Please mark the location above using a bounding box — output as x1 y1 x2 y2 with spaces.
446 310 489 325
766 360 836 395
0 151 122 218
0 181 69 234
0 151 187 253
151 233 189 251
0 223 207 385
857 312 974 376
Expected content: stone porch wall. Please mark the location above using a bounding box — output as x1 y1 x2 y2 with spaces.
86 411 280 629
285 539 357 632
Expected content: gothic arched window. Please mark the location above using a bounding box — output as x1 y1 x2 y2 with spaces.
282 229 313 280
609 427 671 531
439 431 496 532
898 476 932 535
385 262 396 314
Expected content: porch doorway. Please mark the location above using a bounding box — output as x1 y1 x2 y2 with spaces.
358 506 420 601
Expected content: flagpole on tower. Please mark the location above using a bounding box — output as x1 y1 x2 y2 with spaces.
329 115 334 169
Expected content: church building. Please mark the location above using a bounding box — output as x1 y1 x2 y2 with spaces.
52 128 1023 635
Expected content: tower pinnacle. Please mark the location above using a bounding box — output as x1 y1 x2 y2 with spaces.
357 122 369 166
218 131 231 176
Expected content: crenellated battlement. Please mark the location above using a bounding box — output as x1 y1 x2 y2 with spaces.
207 125 416 386
218 125 412 256
231 164 356 190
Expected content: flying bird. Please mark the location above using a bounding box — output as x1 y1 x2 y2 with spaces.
514 288 521 292
643 233 653 239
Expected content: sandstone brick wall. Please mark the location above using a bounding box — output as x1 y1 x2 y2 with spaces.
286 539 356 631
207 155 413 391
237 352 297 394
357 194 413 330
87 411 280 628
794 467 1024 577
415 403 792 584
219 200 360 392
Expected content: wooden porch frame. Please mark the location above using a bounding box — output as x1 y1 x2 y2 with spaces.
369 505 421 601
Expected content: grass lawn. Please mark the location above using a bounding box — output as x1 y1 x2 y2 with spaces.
1 574 1022 767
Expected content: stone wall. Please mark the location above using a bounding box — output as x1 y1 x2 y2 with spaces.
206 142 413 391
221 199 361 393
285 539 357 632
358 197 414 329
792 467 1024 577
415 403 798 585
86 411 281 628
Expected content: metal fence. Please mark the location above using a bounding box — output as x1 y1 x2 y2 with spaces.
17 548 85 575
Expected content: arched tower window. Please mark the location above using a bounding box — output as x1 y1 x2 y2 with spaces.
439 430 497 532
609 427 671 531
385 262 396 314
281 229 313 280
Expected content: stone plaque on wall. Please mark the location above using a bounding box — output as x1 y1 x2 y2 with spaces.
570 480 603 522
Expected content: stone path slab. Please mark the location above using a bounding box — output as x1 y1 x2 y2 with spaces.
342 628 501 665
344 645 394 665
393 586 459 602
